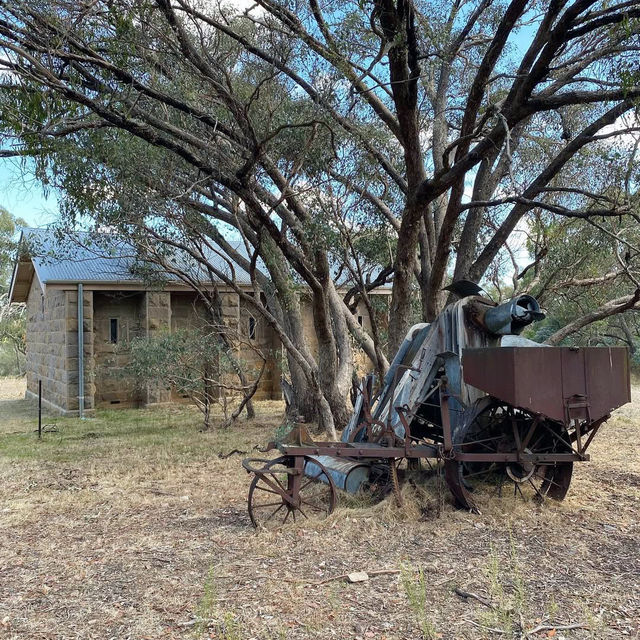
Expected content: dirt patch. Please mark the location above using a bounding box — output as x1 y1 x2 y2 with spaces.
0 376 26 400
0 381 639 639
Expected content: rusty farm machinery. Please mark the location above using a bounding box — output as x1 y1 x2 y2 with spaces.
242 290 630 527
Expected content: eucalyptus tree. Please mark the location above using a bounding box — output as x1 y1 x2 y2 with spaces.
0 208 25 292
521 209 640 346
0 3 391 434
497 116 640 344
0 0 639 431
0 210 26 374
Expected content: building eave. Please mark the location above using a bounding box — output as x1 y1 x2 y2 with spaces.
7 230 24 303
7 256 20 303
43 280 394 294
44 280 250 292
8 231 44 303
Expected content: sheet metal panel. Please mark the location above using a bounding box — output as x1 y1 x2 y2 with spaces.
462 347 630 423
585 347 631 421
304 456 370 493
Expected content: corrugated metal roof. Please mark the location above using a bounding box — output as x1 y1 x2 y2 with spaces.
20 228 256 286
10 228 392 303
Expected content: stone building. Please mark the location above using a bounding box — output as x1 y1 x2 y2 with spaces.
9 228 388 414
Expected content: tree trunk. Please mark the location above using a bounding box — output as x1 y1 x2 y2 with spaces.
618 316 636 355
286 357 318 422
311 254 351 430
389 202 423 353
232 365 255 419
201 362 212 431
259 235 320 423
327 281 354 399
223 361 264 428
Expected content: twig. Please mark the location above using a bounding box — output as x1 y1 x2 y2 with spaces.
177 617 217 628
256 568 402 585
454 587 494 608
218 448 248 459
463 618 505 634
525 622 589 636
314 568 401 585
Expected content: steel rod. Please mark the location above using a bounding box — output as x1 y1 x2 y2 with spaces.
38 379 42 439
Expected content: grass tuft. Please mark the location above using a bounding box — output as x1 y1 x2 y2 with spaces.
400 564 439 640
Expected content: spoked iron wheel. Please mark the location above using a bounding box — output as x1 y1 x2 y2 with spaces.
247 456 337 529
444 397 573 512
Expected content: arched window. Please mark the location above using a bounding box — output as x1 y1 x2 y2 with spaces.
248 315 256 340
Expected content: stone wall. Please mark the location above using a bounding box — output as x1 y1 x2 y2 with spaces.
300 296 387 376
24 282 387 412
237 296 280 400
170 291 281 401
25 280 94 413
93 292 144 408
169 292 208 402
142 291 172 405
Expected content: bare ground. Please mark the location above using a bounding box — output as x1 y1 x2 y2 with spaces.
0 378 638 640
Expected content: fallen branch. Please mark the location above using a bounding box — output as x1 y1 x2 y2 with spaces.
218 449 248 459
177 617 217 628
463 619 505 634
454 587 494 608
256 568 402 585
525 622 589 636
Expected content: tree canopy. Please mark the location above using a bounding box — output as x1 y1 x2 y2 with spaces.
0 209 26 375
0 0 639 427
0 208 25 293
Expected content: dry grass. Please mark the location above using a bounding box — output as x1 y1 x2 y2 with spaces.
0 376 28 401
0 377 638 639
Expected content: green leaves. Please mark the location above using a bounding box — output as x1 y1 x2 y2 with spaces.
0 293 26 375
0 210 26 294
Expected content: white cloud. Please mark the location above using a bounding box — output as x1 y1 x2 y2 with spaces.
599 112 640 149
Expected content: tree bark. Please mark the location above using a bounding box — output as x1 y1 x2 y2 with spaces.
311 251 350 430
258 234 320 424
389 200 423 352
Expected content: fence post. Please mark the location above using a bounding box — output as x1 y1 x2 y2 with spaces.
38 379 42 439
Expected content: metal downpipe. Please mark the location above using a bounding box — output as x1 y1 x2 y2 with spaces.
78 283 84 419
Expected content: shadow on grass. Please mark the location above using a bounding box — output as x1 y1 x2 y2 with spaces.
0 397 39 433
0 403 268 465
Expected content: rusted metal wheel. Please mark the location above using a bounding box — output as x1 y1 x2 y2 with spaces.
247 456 337 529
444 397 573 513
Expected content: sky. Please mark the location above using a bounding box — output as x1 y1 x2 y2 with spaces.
0 158 58 228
